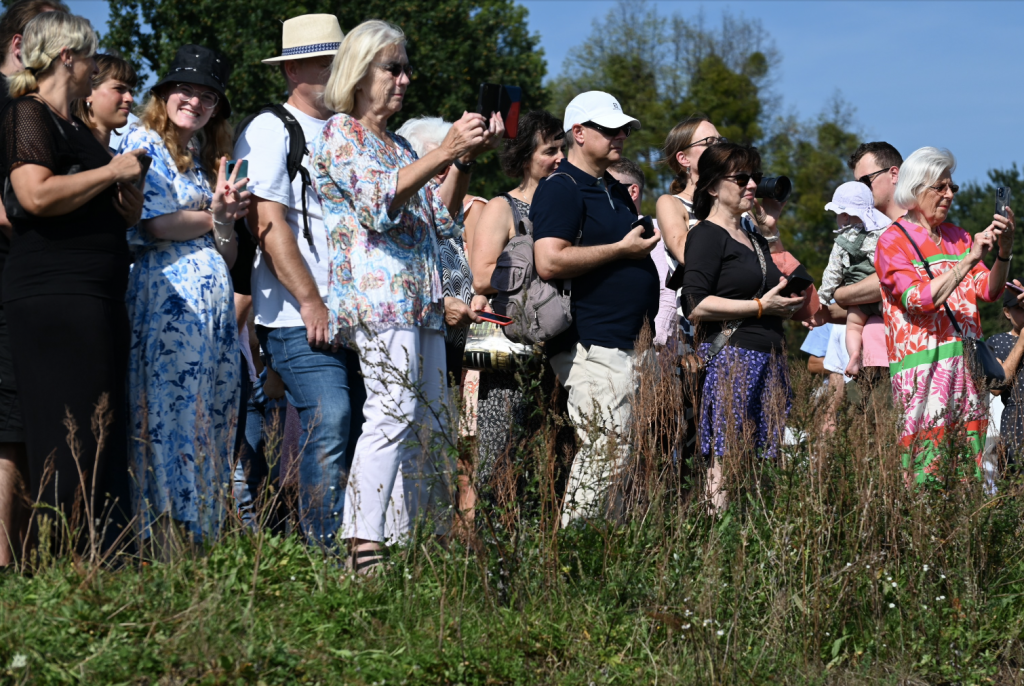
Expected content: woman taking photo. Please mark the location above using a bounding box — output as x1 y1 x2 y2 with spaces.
680 143 805 507
0 12 144 553
119 45 250 543
876 146 1013 485
469 109 564 489
312 19 500 572
71 52 136 152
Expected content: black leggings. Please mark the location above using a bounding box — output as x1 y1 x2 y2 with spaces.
6 294 131 555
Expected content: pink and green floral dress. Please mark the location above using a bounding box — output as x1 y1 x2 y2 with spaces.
876 219 1001 484
310 113 460 342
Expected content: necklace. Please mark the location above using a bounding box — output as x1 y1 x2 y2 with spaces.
33 94 78 130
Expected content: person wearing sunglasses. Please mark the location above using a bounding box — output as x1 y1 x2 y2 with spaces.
311 20 502 573
118 44 252 546
531 90 660 528
680 143 807 510
876 146 1014 486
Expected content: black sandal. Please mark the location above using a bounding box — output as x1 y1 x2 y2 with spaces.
351 548 384 576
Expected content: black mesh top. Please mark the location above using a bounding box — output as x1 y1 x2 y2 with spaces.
0 96 128 302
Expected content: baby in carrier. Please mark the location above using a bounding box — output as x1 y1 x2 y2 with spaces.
820 181 893 377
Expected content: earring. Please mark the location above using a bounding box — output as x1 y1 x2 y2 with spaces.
63 61 72 70
85 101 92 108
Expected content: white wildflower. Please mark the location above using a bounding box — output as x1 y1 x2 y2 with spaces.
891 582 897 588
8 654 26 669
888 603 895 609
923 564 929 571
716 629 725 637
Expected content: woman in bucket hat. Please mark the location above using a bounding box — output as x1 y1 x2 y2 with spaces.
118 44 252 548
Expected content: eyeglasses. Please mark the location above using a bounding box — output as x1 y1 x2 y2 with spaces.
929 182 960 195
682 135 728 151
581 121 632 138
858 168 889 187
723 171 763 187
171 83 219 109
373 61 414 78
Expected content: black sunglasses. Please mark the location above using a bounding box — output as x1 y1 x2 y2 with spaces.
723 171 763 187
858 168 889 187
682 135 727 150
582 121 631 138
373 61 413 78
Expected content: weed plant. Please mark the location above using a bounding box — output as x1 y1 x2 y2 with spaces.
3 330 1024 685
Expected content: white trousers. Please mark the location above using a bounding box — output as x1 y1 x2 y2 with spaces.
344 327 453 543
549 343 637 527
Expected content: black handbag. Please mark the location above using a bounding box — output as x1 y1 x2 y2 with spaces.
894 222 1006 391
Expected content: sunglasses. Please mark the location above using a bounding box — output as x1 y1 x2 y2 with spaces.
373 61 414 78
682 135 728 150
582 121 631 138
723 171 763 187
171 83 219 109
858 168 889 187
929 182 960 195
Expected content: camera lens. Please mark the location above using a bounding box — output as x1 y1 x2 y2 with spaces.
755 176 792 203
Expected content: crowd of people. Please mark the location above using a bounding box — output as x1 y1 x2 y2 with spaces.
0 3 1019 573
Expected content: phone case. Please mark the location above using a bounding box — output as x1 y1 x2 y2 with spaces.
996 187 1011 218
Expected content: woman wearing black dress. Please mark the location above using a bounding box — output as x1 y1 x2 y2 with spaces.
0 12 144 556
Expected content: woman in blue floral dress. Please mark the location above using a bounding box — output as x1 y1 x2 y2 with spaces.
313 20 501 572
119 46 251 542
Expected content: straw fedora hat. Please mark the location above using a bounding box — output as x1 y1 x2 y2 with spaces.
262 14 343 63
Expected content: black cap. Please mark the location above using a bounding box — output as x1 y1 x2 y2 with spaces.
154 45 231 117
1004 286 1022 309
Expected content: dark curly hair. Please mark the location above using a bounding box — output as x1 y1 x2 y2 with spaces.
499 109 563 179
692 142 762 221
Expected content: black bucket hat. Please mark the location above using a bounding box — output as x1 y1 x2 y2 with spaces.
153 45 232 117
1004 286 1023 309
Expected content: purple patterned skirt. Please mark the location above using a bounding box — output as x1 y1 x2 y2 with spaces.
698 343 791 459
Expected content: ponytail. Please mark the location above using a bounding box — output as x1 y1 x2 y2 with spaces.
669 171 688 195
8 12 95 98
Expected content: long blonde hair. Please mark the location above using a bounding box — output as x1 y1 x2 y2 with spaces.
8 11 95 98
138 90 231 178
323 19 404 115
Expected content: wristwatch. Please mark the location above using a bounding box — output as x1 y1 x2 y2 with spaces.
453 157 474 174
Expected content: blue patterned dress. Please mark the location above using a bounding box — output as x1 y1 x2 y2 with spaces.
119 126 239 540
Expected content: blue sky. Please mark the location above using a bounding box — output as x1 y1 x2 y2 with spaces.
69 0 1023 184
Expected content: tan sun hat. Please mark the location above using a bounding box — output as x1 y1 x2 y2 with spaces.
262 14 343 63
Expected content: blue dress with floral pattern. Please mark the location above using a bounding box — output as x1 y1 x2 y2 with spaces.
119 126 239 540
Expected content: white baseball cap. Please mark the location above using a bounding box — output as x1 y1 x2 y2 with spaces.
824 181 892 233
563 91 641 133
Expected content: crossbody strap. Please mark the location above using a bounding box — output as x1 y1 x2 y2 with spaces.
706 231 769 360
501 193 526 237
893 221 968 340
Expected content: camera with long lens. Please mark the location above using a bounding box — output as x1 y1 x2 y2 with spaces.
755 175 792 203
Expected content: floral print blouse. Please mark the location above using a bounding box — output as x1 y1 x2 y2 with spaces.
311 113 460 341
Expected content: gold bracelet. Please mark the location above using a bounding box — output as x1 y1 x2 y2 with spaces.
755 298 763 319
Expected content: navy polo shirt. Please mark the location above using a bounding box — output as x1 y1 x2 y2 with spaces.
530 159 660 354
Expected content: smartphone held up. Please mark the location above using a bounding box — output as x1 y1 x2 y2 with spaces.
476 83 521 138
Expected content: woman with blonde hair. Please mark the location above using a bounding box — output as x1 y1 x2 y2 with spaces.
71 52 136 152
118 44 251 542
0 11 145 554
311 19 501 572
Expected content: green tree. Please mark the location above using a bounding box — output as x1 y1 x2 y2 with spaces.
100 0 547 198
548 1 777 215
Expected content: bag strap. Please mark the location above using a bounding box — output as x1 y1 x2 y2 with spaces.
501 193 527 237
893 221 969 340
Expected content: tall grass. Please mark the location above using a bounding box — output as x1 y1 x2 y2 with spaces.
3 331 1024 685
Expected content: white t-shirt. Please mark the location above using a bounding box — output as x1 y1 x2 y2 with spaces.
233 103 329 328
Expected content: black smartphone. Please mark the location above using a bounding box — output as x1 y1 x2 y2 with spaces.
476 83 521 138
631 215 655 240
133 154 152 192
227 159 249 191
778 264 814 297
477 311 514 326
997 186 1012 219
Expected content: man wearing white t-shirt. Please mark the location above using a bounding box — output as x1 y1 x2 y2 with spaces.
233 15 362 547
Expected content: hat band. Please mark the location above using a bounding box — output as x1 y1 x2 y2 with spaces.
281 42 340 57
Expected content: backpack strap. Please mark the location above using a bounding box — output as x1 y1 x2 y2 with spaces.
235 104 314 249
545 171 584 246
501 193 527 237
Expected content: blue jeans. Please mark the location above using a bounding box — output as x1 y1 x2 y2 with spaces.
233 368 287 529
257 325 365 546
